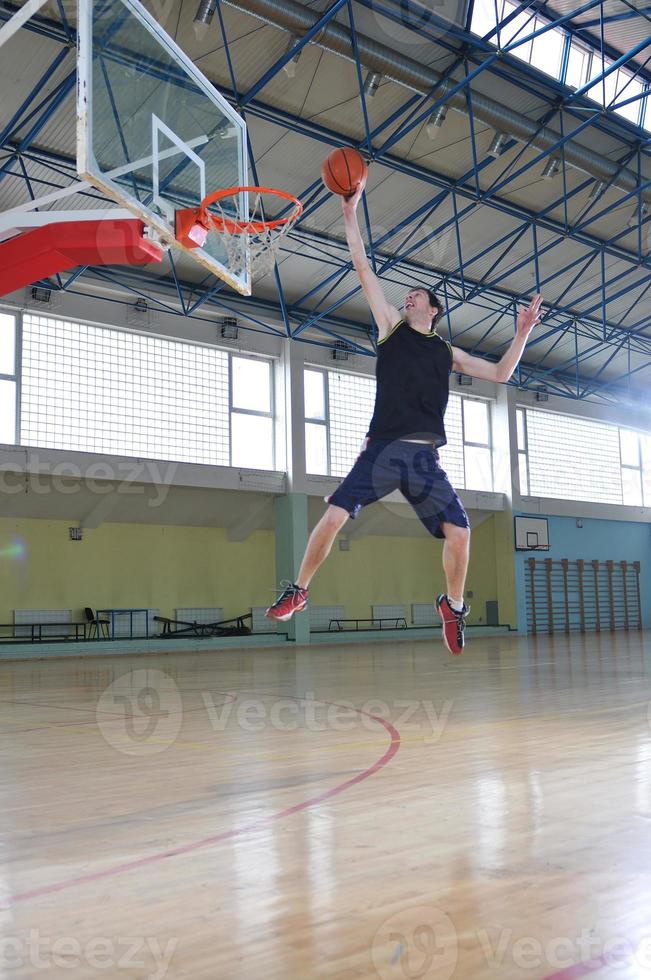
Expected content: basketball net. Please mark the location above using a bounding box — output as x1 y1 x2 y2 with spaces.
176 186 303 280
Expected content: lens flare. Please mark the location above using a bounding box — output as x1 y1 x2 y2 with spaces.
0 538 26 560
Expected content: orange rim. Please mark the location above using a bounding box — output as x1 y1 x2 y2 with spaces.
198 186 303 235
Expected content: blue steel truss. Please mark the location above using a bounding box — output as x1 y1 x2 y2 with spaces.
1 0 651 402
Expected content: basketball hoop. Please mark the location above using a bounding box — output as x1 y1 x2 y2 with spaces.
175 186 303 278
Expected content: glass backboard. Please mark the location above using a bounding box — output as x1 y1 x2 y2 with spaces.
77 0 250 294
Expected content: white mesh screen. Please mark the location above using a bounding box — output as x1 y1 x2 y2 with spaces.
21 315 230 464
525 408 622 504
411 603 437 626
251 607 275 632
372 604 407 622
309 605 345 630
438 393 464 486
251 607 270 632
14 608 71 638
328 371 376 477
324 373 468 486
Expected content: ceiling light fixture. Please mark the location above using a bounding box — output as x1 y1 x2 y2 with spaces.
282 35 302 77
426 104 448 139
541 156 561 180
362 71 382 98
193 0 216 36
488 131 508 157
627 201 648 228
588 179 606 200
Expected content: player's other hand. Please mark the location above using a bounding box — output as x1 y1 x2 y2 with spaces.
517 293 543 338
341 173 367 215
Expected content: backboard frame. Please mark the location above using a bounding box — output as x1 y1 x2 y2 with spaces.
76 0 251 295
514 515 550 552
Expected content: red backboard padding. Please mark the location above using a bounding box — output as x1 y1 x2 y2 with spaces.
0 218 164 297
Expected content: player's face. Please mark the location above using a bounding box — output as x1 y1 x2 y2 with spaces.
403 289 435 323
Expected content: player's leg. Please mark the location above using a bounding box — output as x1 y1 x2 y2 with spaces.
440 522 471 611
399 445 471 654
265 440 399 621
265 505 349 622
436 523 471 655
296 505 350 588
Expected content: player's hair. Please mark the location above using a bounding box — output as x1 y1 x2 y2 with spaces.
413 286 444 327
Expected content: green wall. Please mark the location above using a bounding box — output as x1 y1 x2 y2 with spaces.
310 514 513 626
0 509 517 630
0 519 275 623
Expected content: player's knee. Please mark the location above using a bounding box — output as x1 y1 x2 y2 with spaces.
443 523 471 548
322 504 350 533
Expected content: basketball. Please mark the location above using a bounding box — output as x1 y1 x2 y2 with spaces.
321 147 368 197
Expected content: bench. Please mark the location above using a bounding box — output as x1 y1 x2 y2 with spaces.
154 613 252 638
328 617 408 632
0 622 89 642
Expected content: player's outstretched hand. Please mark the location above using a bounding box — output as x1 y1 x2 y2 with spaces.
517 293 543 339
341 173 367 215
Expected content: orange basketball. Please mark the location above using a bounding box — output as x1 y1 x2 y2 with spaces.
321 148 368 197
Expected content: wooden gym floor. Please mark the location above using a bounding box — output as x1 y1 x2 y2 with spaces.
1 632 651 979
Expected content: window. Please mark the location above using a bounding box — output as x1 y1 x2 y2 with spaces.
620 428 643 506
304 367 376 478
0 312 17 444
642 434 651 505
517 407 651 506
583 55 644 123
529 20 563 77
471 2 650 129
21 314 230 464
516 407 529 495
230 355 274 469
426 394 495 490
565 42 591 89
499 1 535 59
462 397 493 490
304 369 493 489
329 370 376 477
18 314 276 469
304 369 328 475
439 394 464 486
611 71 643 125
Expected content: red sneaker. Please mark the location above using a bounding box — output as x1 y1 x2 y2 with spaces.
436 594 469 655
265 582 309 622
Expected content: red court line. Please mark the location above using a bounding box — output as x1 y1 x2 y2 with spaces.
0 695 237 734
542 942 644 980
542 960 608 980
9 697 400 905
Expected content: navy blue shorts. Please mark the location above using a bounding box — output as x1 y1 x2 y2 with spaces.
327 439 470 540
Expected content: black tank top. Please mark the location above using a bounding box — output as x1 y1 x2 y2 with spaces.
366 320 453 447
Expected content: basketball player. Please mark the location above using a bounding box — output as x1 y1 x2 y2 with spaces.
267 176 543 654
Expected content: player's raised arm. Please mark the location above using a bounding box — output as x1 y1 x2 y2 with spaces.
341 179 400 341
451 294 543 382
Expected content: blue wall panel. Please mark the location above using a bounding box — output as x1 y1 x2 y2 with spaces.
515 513 651 630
